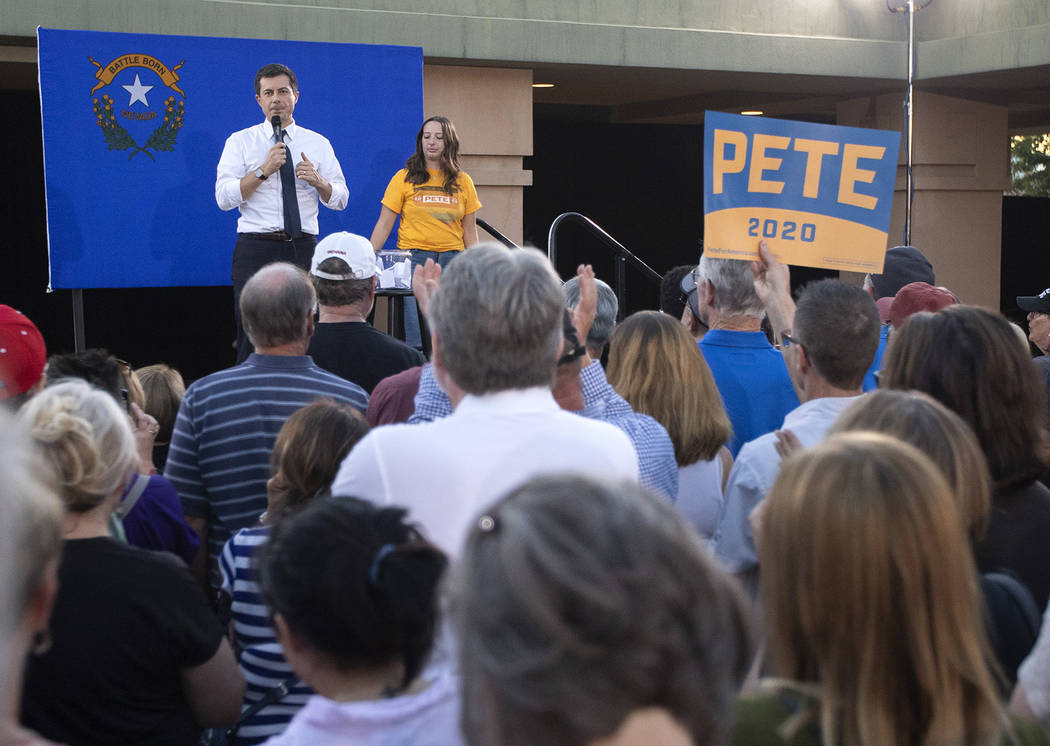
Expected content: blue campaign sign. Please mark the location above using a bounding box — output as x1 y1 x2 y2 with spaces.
703 111 901 273
38 28 423 289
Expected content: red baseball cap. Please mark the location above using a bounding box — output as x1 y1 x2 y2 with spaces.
0 305 46 402
888 282 958 329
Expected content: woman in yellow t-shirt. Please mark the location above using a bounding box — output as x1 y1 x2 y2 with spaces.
369 116 481 348
369 115 481 265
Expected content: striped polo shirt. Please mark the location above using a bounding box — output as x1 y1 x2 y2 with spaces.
165 354 368 588
219 527 314 744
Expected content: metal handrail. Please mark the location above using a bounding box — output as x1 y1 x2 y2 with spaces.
547 212 662 318
477 218 518 249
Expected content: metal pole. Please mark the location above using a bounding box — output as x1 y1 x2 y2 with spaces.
904 0 916 246
72 288 86 352
615 256 626 321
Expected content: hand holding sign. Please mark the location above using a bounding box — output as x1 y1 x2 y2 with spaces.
750 240 795 340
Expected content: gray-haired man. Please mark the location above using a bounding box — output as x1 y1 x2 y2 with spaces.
694 254 798 455
331 243 639 556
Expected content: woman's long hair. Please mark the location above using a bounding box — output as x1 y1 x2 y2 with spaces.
265 399 369 523
606 310 730 465
881 306 1050 489
404 115 462 192
760 432 1005 746
829 389 992 542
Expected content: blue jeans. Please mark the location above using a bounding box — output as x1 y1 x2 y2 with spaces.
403 249 462 349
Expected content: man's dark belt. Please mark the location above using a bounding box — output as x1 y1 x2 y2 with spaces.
238 231 316 242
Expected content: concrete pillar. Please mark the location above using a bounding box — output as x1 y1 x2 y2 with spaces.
423 65 533 246
837 91 1009 309
374 64 533 333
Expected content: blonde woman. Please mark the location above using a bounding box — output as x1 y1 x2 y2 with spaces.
18 380 243 745
0 414 63 746
606 310 732 537
135 363 186 471
829 390 1040 686
734 432 1047 745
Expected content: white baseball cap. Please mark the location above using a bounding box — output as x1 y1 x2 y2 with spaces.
309 232 380 280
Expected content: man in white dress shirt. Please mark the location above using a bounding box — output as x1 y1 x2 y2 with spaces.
331 243 640 557
712 242 880 589
216 63 349 362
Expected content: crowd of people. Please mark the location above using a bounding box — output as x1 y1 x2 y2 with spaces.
5 229 1050 745
6 62 1050 746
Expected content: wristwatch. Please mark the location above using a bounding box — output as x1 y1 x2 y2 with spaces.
254 167 267 181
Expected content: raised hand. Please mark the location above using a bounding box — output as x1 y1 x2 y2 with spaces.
295 152 324 188
571 264 597 347
412 259 442 315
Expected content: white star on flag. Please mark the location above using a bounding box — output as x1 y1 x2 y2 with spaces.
121 73 154 107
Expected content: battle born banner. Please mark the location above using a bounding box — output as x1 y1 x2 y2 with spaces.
38 28 422 288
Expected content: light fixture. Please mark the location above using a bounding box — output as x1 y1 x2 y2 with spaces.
532 83 555 89
740 110 764 116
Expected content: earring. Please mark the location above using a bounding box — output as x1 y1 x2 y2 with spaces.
32 629 52 655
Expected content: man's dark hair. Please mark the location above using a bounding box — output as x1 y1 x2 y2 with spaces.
793 280 880 390
312 258 374 308
259 497 447 691
45 349 125 403
660 265 694 318
255 63 298 95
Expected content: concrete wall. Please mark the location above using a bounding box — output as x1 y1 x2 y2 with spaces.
3 1 902 41
920 0 1050 40
2 0 905 78
838 91 1009 309
423 65 532 245
5 1 1047 79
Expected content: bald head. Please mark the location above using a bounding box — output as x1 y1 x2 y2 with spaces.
240 262 316 349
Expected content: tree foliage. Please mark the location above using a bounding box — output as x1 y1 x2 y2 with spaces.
1010 134 1050 197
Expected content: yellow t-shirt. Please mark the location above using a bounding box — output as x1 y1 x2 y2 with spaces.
381 169 482 252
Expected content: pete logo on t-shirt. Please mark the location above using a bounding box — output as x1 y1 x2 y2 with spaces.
419 194 455 206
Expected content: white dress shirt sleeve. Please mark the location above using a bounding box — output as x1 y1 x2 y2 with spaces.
215 133 248 211
313 135 348 211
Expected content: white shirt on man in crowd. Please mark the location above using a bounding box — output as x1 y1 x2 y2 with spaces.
331 385 639 557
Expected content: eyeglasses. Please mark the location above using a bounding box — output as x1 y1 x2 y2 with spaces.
114 358 132 413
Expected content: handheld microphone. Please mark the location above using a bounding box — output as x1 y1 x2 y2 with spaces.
271 115 282 143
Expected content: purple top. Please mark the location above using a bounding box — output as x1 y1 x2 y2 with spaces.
121 474 200 564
